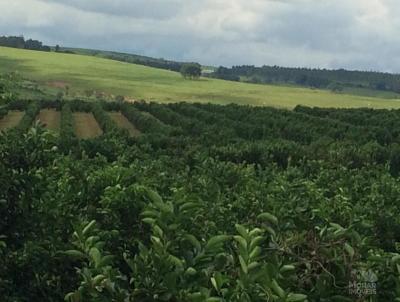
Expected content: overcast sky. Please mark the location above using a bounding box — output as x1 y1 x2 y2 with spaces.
1 0 399 72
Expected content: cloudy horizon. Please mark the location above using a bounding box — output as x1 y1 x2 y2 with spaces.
1 0 399 72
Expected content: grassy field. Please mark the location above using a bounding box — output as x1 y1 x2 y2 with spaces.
73 112 103 139
0 111 24 131
2 46 400 108
341 86 400 99
108 112 140 137
36 109 60 131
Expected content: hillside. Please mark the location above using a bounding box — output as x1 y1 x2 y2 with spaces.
59 46 190 72
2 47 400 108
211 65 400 97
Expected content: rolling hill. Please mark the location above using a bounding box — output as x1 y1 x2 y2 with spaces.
1 46 400 108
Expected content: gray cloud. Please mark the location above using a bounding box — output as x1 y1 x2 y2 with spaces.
1 0 400 72
40 0 183 19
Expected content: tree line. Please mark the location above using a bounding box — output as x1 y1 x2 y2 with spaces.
103 52 187 72
0 35 201 74
210 65 400 93
65 48 200 73
0 35 51 52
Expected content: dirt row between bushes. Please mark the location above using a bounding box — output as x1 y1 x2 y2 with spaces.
108 112 140 137
73 112 103 139
0 111 24 131
36 109 61 131
0 109 140 139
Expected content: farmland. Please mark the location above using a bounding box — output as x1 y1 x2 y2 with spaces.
1 98 400 301
108 111 140 137
36 109 60 131
72 112 103 139
2 46 400 108
0 110 24 131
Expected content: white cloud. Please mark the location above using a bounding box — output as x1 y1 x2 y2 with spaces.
0 0 400 71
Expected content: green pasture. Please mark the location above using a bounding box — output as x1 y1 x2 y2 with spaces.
1 46 400 108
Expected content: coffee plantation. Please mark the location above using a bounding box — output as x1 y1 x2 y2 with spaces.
1 99 400 301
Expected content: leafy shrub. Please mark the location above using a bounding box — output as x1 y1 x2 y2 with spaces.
1 101 400 301
16 101 40 132
122 103 173 134
59 102 78 153
91 102 117 133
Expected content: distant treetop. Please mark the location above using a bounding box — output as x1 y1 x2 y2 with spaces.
209 65 400 94
0 35 51 52
180 63 202 80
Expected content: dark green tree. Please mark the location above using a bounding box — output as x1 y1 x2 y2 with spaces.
180 63 201 79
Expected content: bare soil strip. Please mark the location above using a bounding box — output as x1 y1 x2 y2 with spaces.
0 111 24 131
73 112 103 139
108 112 141 137
36 109 61 131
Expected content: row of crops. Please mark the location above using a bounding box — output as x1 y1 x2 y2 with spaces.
0 99 143 139
1 99 400 301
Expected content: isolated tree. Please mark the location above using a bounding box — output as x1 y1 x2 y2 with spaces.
180 63 201 79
